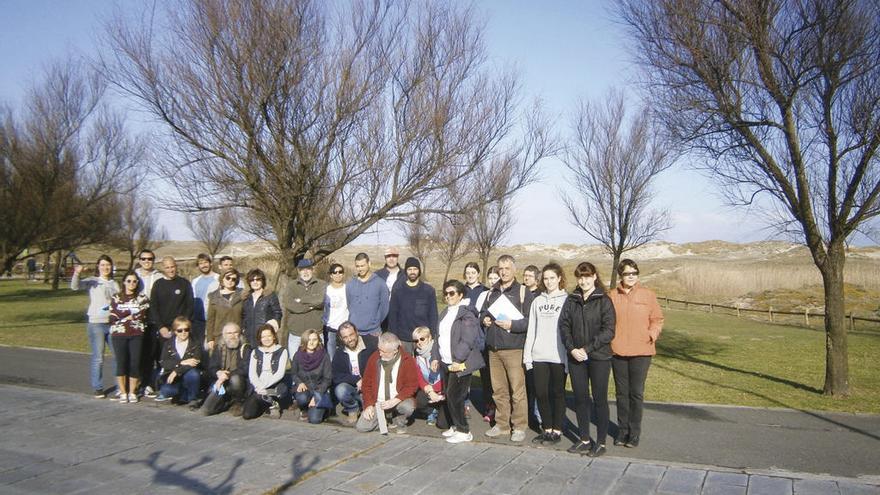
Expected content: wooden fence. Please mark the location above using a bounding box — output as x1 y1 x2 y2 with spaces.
659 296 880 332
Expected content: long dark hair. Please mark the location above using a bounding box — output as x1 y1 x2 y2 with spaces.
537 262 565 293
573 261 604 291
95 254 113 279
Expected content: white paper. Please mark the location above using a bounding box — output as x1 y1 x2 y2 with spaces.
488 294 524 321
376 405 388 434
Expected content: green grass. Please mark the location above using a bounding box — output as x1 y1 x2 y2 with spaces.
2 279 878 413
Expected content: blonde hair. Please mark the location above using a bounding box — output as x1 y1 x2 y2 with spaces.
411 326 432 341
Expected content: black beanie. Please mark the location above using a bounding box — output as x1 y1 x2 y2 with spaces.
404 257 421 271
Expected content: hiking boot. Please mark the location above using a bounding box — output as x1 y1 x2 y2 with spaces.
345 411 359 425
510 429 526 442
484 425 502 437
567 440 592 455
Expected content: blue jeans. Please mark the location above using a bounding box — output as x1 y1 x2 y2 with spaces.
334 382 363 413
159 368 201 402
294 390 328 424
87 323 115 391
288 335 301 360
324 327 337 362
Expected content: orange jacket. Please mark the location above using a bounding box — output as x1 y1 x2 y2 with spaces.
609 282 664 356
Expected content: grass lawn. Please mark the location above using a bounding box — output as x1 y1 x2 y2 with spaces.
1 279 878 413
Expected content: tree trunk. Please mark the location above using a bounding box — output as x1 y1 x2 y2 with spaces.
51 250 63 290
42 251 52 284
609 251 621 289
442 262 452 285
820 242 849 396
480 252 490 284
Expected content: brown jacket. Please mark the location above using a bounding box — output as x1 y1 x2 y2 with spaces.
206 289 244 346
609 282 664 356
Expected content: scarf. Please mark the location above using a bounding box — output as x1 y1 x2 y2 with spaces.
381 352 401 400
416 341 433 359
295 349 324 372
220 343 242 372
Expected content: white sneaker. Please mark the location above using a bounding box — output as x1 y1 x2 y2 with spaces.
109 390 125 402
446 431 473 444
484 425 502 437
144 386 157 398
441 427 457 437
128 393 139 403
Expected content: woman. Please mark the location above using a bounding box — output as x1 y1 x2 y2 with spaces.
241 269 282 349
609 259 664 448
559 262 615 457
243 325 289 420
473 265 499 422
523 263 568 445
463 262 487 312
437 280 485 444
206 269 244 353
109 272 150 403
156 316 202 405
322 263 349 361
291 328 333 424
71 255 120 398
412 326 443 426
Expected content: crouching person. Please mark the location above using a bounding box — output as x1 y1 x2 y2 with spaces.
356 333 419 434
291 329 333 424
202 322 252 416
156 316 202 406
332 322 377 424
242 325 289 420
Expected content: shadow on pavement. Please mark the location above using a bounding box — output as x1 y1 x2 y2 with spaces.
120 451 244 495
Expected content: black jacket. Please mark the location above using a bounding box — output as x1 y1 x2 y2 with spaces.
331 335 378 386
149 277 194 329
432 305 485 375
160 337 202 377
290 351 333 394
207 342 252 380
558 286 616 361
479 280 535 350
241 291 283 348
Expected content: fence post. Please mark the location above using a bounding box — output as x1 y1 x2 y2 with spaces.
849 312 855 331
709 303 714 313
685 301 689 310
804 308 809 327
769 307 774 323
736 305 741 318
664 296 669 309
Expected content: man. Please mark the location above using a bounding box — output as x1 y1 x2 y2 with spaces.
388 257 438 354
218 256 244 288
148 257 195 394
332 322 378 424
134 249 163 396
346 253 389 337
356 333 419 434
374 247 401 295
479 254 534 442
283 259 327 355
191 253 220 346
523 265 540 296
522 264 543 428
134 249 163 297
201 322 252 416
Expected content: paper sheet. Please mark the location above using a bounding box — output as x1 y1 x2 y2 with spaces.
488 294 524 321
376 405 388 434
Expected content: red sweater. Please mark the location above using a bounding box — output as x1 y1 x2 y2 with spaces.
361 347 420 408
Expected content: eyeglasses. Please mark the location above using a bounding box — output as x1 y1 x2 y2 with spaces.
124 279 139 284
139 257 154 261
331 270 344 275
224 276 238 281
621 271 639 277
417 336 430 342
444 291 458 297
175 328 190 333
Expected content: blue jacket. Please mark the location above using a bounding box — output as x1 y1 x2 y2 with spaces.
331 334 378 386
241 291 282 349
345 274 389 334
388 281 438 341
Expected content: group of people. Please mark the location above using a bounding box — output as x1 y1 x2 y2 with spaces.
71 248 663 456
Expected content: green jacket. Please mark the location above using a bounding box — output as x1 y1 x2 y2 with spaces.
283 277 327 338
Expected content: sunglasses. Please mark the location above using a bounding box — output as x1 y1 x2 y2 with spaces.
417 336 430 342
621 271 639 277
175 328 190 333
331 270 344 275
224 276 238 281
124 279 139 284
139 257 154 261
444 291 458 297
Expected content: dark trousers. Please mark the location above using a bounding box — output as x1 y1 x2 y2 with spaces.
442 370 472 434
612 355 652 440
242 381 289 420
569 358 611 444
415 388 446 428
112 335 143 379
201 374 248 416
139 326 159 389
532 362 566 431
476 348 494 413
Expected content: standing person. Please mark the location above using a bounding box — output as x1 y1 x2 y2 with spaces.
134 249 162 396
147 257 194 396
109 272 150 403
218 256 245 289
332 322 377 424
283 259 327 358
522 265 540 296
523 263 568 445
387 257 438 354
322 263 349 360
26 257 37 281
71 255 120 398
241 269 282 349
559 262 616 457
436 280 485 444
291 328 333 424
479 255 534 442
201 322 251 416
374 247 402 296
463 262 488 312
243 325 289 420
609 259 664 449
205 269 244 353
191 253 219 348
134 249 162 297
156 316 202 406
474 265 499 422
345 253 389 337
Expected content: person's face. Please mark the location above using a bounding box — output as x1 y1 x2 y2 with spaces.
406 266 420 282
339 328 359 350
620 266 640 288
378 344 398 362
464 266 479 284
354 259 370 277
444 287 463 306
578 274 597 292
139 253 155 270
174 323 191 342
223 328 241 348
415 332 432 350
249 275 265 290
298 267 313 281
306 332 321 351
523 270 537 288
385 254 398 268
487 272 500 286
220 260 234 272
162 259 177 279
123 275 140 294
542 270 560 293
330 267 345 283
260 329 275 347
222 273 239 289
498 260 515 284
97 260 113 278
197 258 212 274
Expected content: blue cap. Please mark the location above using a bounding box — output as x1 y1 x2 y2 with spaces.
296 259 314 269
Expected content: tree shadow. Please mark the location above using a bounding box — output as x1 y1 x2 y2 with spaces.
119 451 243 495
0 287 76 302
266 452 323 493
0 310 83 328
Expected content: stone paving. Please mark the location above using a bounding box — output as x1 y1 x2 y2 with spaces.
0 385 878 495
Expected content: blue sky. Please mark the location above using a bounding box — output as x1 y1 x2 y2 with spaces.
0 0 771 246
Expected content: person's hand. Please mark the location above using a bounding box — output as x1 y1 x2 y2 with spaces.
308 397 316 408
73 264 83 275
428 390 442 402
182 358 199 367
167 371 177 383
216 370 229 381
255 387 266 395
496 319 512 331
482 316 493 327
356 379 362 391
362 405 375 421
524 362 533 371
571 348 588 362
206 341 215 352
296 383 308 393
159 327 172 339
380 398 400 410
430 360 439 373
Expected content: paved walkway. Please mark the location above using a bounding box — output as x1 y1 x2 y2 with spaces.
0 346 879 494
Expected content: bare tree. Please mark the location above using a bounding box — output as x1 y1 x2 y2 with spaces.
467 158 515 281
618 0 880 396
186 208 238 259
103 1 550 277
400 211 437 278
0 61 145 278
109 197 167 270
563 91 674 288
